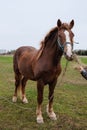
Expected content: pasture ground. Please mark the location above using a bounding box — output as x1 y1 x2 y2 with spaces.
0 55 87 130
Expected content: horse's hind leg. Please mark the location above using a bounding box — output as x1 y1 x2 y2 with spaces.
21 77 28 103
47 79 57 120
12 73 22 102
36 80 44 123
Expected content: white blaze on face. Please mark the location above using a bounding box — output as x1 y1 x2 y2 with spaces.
64 30 70 42
66 44 72 57
64 30 72 57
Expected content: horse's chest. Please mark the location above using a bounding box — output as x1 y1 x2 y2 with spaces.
49 68 61 79
41 68 61 83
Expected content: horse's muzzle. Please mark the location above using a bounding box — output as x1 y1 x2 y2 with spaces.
64 53 73 61
63 42 74 61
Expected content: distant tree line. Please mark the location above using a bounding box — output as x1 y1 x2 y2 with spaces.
0 49 87 56
74 50 87 56
0 50 15 55
6 50 16 55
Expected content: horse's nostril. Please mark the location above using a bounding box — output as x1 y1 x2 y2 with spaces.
71 54 73 58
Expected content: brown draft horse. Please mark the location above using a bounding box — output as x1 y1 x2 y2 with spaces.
12 19 74 123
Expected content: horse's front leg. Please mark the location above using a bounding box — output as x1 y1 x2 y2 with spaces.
47 79 57 120
36 80 44 123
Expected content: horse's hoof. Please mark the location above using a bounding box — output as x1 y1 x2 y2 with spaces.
22 97 28 103
12 96 17 102
48 112 57 120
37 115 44 124
46 105 57 120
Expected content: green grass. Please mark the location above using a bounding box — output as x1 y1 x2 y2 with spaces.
0 55 87 130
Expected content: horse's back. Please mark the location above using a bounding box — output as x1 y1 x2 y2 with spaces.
15 46 37 55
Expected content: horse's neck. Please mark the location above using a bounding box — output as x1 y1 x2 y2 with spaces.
42 41 63 66
53 47 63 66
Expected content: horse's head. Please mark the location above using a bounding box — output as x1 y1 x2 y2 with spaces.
57 19 74 61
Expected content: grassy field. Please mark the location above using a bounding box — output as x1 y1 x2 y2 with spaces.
0 55 87 130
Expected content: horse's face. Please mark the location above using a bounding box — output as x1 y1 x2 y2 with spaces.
57 19 74 61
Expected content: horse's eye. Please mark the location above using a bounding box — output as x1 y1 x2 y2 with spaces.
59 34 62 39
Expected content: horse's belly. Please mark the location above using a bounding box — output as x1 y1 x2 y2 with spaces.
43 71 59 83
34 69 61 84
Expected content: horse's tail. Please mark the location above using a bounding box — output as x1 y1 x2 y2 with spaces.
17 84 22 100
13 50 19 74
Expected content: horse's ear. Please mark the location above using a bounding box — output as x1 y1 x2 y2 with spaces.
69 20 74 29
57 19 62 28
